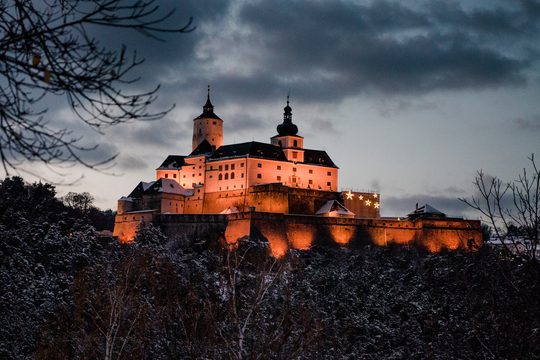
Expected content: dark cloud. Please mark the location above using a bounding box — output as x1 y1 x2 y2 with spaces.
513 115 540 131
223 114 268 135
116 154 148 171
232 0 530 101
107 113 192 149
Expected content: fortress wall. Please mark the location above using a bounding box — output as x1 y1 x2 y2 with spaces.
287 187 338 215
203 189 247 213
341 191 380 218
247 184 289 213
158 213 228 244
114 210 482 255
113 210 158 243
231 213 482 256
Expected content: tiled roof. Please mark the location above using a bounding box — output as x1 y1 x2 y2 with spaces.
189 139 214 156
128 178 193 198
209 141 338 167
303 149 338 168
210 141 287 161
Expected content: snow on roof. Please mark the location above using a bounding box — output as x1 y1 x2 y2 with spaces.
155 178 193 196
220 206 240 214
316 200 355 217
141 181 154 191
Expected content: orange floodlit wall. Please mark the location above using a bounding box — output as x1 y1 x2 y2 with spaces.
113 210 157 243
115 211 482 257
286 223 316 250
230 213 483 257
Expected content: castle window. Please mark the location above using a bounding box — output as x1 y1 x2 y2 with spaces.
292 151 298 159
231 164 235 170
309 179 313 185
199 173 201 176
192 166 195 170
293 167 297 172
165 173 168 178
309 169 313 174
213 121 217 125
199 166 202 169
225 164 229 171
183 175 186 178
277 176 281 181
225 173 229 180
293 140 298 147
173 174 177 178
327 171 331 176
277 165 281 170
209 175 213 179
231 172 235 179
219 165 223 171
198 128 202 134
257 174 262 179
257 163 262 168
197 189 201 193
210 165 213 170
241 173 244 178
192 174 195 177
218 174 223 180
278 140 282 147
241 163 244 167
327 182 331 186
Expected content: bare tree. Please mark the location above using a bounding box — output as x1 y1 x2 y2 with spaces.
217 240 286 359
0 0 193 176
460 154 539 261
62 191 94 214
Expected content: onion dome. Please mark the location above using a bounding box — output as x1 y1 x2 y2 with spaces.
276 95 298 136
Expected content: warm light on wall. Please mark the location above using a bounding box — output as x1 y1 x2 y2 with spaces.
286 223 315 250
328 225 355 245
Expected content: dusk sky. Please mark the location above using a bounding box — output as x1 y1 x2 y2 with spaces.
21 0 540 217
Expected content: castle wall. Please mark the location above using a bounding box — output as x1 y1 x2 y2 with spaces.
158 213 228 244
222 212 483 257
341 191 380 218
113 210 158 243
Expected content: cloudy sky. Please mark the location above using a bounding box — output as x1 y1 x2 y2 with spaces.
15 0 540 217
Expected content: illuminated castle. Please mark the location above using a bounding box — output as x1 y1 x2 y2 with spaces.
113 89 482 255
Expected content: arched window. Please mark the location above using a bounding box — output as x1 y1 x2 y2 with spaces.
231 172 235 179
293 140 298 147
225 173 229 180
218 174 222 180
198 128 202 135
278 140 282 147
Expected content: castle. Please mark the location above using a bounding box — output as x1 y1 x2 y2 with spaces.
113 89 482 256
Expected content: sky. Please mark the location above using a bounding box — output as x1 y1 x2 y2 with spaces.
9 0 540 217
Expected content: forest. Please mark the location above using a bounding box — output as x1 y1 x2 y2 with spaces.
1 176 539 359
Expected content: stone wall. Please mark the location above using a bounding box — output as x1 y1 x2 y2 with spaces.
113 210 158 243
223 212 483 257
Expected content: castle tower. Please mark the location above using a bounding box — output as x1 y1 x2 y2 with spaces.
271 96 304 162
192 86 223 151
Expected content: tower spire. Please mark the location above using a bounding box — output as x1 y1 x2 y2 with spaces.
203 84 214 114
277 94 298 135
283 93 292 123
